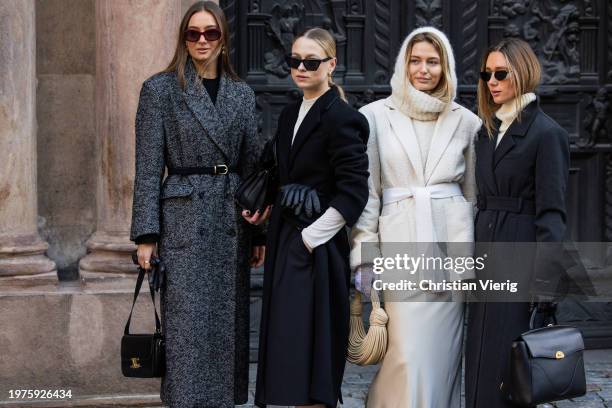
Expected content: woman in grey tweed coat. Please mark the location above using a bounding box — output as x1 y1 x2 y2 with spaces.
130 2 265 407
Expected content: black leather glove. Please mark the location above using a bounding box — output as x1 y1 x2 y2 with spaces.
280 184 322 218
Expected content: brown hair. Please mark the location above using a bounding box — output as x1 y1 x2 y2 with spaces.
164 1 240 89
405 32 453 103
477 38 541 137
294 28 347 102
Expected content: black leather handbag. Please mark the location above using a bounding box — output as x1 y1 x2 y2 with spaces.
235 135 279 213
503 307 586 406
121 263 165 378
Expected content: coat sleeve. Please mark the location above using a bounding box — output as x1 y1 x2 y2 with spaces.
349 105 382 271
130 80 166 242
327 109 370 228
461 117 481 211
239 86 266 246
534 122 569 242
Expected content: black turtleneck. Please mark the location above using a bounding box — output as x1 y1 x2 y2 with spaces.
202 75 220 105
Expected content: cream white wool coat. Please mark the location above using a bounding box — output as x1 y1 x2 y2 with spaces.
349 27 483 408
350 27 481 277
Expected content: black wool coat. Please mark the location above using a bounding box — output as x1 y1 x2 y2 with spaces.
465 99 570 408
255 87 369 408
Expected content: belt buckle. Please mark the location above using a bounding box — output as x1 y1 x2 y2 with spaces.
214 164 228 175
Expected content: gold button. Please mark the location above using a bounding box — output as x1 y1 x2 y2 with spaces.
556 351 565 359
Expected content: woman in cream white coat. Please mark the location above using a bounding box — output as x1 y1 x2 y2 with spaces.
350 26 481 407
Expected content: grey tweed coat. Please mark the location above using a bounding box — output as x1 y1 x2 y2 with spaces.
130 59 262 407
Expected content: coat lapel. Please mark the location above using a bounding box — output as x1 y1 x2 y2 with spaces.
493 100 539 169
278 102 300 176
424 104 462 184
182 59 233 160
214 75 239 153
477 129 499 195
288 88 339 171
384 98 425 185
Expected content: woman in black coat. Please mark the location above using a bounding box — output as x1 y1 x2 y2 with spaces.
244 28 369 408
465 38 570 407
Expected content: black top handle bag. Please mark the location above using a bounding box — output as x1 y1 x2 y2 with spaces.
121 262 165 378
502 305 586 406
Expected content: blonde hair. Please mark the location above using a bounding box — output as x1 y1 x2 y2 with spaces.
477 38 541 138
294 28 347 102
405 32 453 103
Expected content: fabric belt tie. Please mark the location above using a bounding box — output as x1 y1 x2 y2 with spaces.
476 195 535 215
382 183 463 242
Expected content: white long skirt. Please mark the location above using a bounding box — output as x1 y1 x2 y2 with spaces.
366 295 464 408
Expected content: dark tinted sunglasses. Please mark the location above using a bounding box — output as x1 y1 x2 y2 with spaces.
286 56 332 71
184 28 222 42
479 70 511 82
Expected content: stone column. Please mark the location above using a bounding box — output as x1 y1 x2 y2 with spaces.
0 0 56 277
79 0 181 278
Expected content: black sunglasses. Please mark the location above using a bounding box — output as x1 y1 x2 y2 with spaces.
184 28 222 42
479 70 511 82
286 56 332 71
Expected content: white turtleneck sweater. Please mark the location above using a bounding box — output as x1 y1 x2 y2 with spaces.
395 82 448 170
292 95 320 144
293 95 347 253
495 93 537 148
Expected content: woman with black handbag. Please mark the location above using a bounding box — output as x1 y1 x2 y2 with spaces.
465 38 570 408
130 2 266 406
243 28 369 408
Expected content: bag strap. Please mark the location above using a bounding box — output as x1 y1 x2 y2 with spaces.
529 304 558 330
124 267 162 335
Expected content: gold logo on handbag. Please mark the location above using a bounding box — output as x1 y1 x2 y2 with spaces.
130 357 141 369
556 351 565 359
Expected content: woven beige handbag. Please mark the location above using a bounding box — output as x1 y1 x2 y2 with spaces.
347 290 388 365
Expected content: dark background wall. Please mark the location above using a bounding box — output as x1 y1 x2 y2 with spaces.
219 0 612 352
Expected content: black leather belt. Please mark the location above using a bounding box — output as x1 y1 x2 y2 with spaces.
167 165 237 176
477 195 535 215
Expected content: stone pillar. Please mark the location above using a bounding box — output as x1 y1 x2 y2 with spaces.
79 0 181 278
0 0 56 277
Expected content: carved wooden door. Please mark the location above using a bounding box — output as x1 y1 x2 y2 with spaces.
220 0 612 354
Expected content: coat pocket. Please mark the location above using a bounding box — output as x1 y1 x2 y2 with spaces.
444 200 476 281
160 182 195 250
378 210 416 244
444 200 475 243
161 182 194 199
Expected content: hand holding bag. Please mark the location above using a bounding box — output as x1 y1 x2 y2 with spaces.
502 305 586 406
235 135 279 213
121 264 165 378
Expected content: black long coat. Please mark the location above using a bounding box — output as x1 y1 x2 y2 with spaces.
465 100 570 408
255 88 369 408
